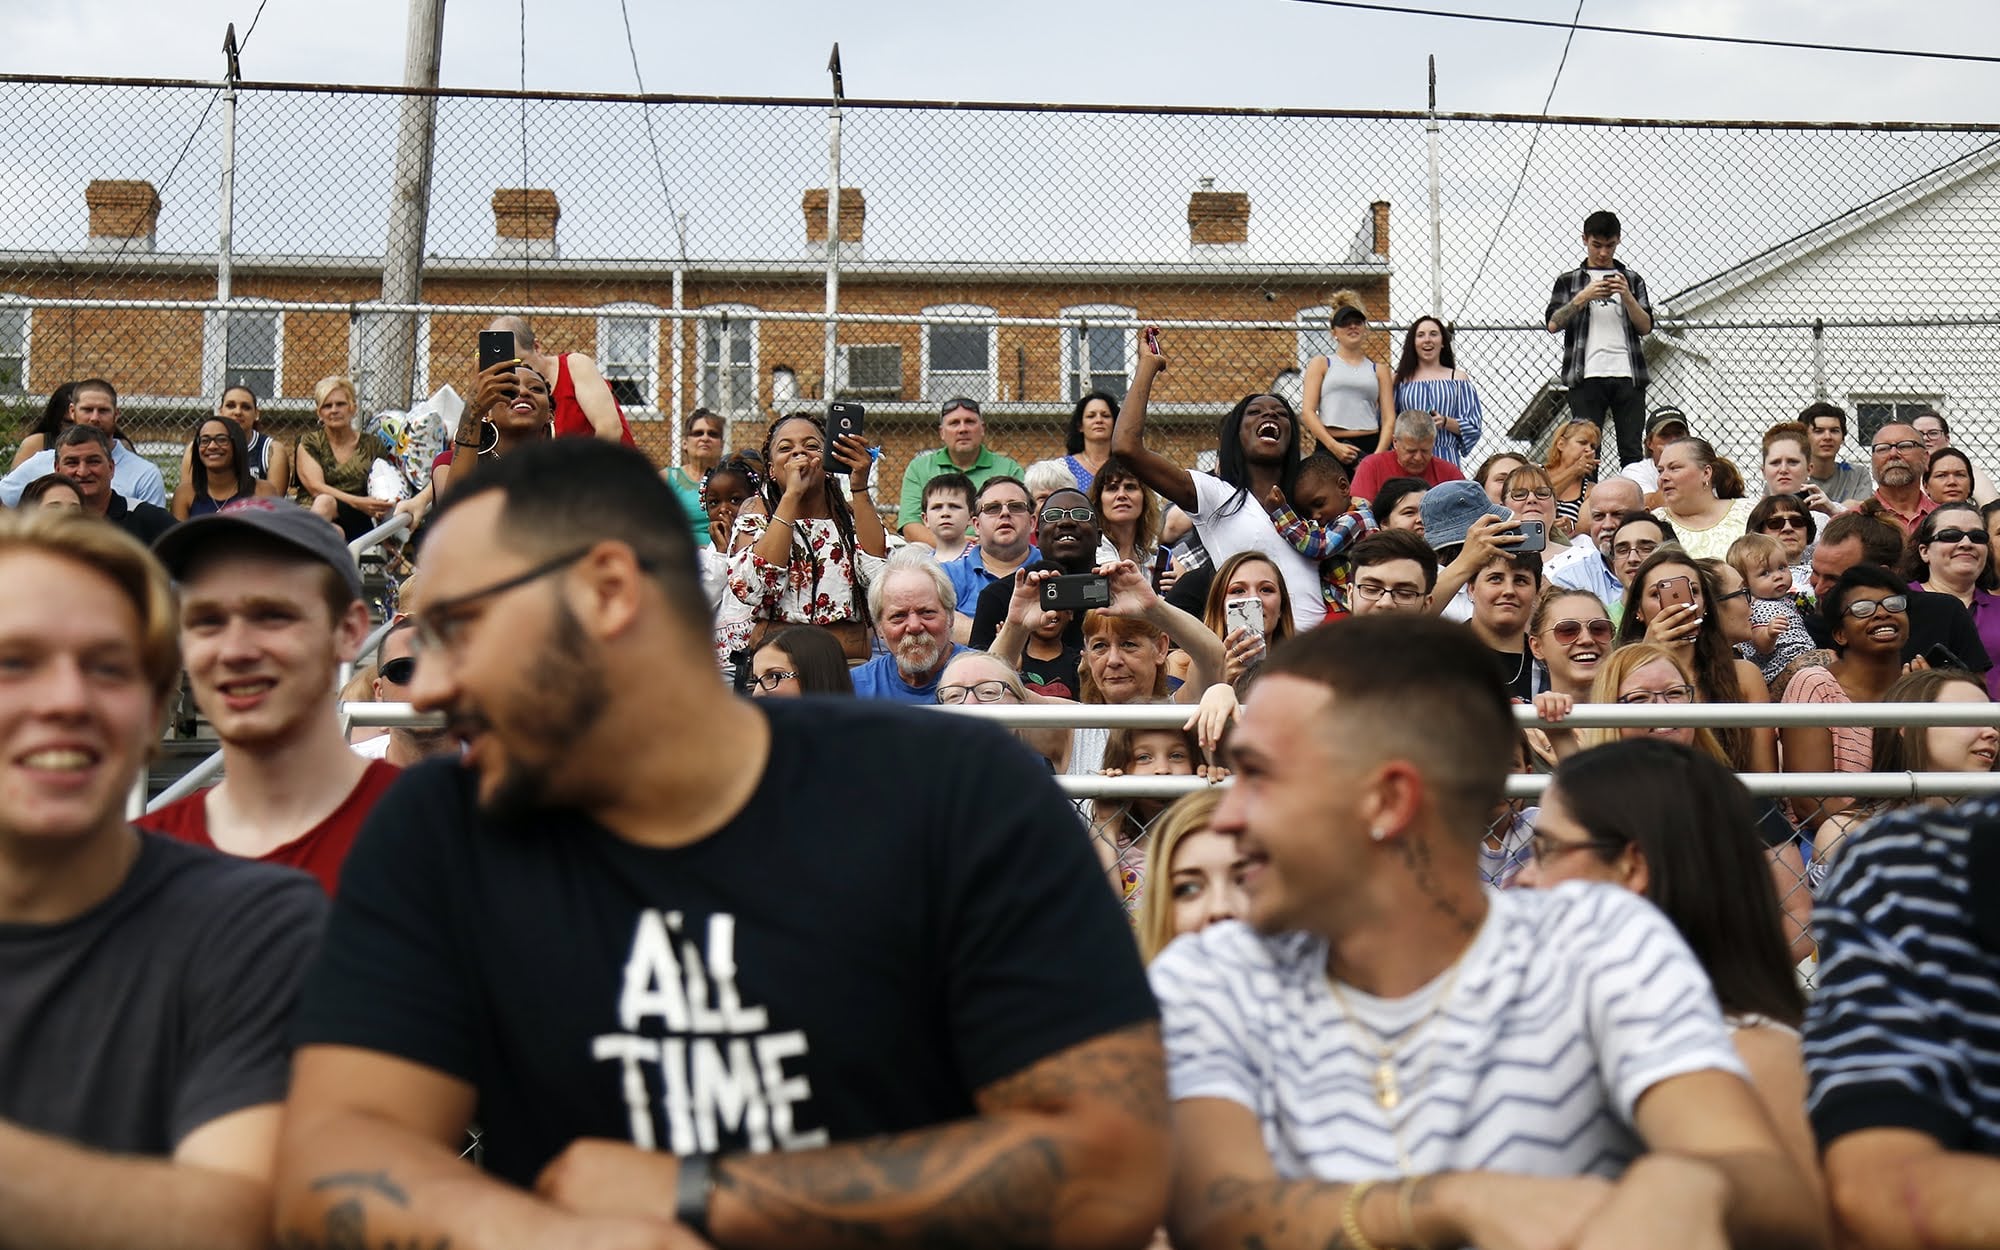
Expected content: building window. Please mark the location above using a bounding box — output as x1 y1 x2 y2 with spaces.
1059 304 1135 402
922 304 996 403
0 296 27 394
347 304 429 410
596 304 662 417
837 345 903 400
695 305 757 419
204 309 282 400
1295 306 1334 369
1852 395 1944 441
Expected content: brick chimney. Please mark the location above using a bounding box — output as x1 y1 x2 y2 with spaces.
803 187 866 259
1188 178 1250 249
492 188 560 260
86 180 160 252
1371 200 1390 258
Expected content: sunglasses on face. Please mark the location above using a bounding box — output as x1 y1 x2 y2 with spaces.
979 501 1031 517
1842 594 1909 621
1546 618 1614 645
1929 527 1992 546
380 657 416 685
1762 515 1808 532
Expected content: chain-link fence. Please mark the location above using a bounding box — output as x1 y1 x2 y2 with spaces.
7 73 2000 515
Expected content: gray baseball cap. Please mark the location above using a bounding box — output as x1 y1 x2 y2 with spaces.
1420 480 1512 552
152 497 364 602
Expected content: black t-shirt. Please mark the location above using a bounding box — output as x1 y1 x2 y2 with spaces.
1020 644 1083 699
106 495 176 545
1489 646 1534 702
0 834 325 1155
296 700 1156 1186
1804 590 1993 672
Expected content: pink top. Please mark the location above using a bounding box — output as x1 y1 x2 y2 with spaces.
1780 665 1872 772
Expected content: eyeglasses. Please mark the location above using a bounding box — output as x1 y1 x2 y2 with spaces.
978 501 1032 517
1352 581 1425 606
751 669 798 693
1039 506 1096 523
1713 588 1751 604
1616 683 1696 705
379 657 416 685
414 546 595 656
937 680 1019 705
1761 515 1809 532
1529 831 1627 866
1611 539 1659 559
1929 527 1992 546
1506 488 1555 502
1545 618 1614 645
1871 439 1923 455
1842 594 1909 621
196 434 232 448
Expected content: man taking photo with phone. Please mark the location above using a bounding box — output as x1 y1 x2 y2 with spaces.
1545 210 1654 472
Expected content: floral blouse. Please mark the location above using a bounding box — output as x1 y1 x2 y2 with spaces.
720 512 887 657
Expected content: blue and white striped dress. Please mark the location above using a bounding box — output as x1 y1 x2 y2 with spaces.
1394 376 1484 467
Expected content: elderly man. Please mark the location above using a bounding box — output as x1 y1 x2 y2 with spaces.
852 546 969 703
56 426 175 545
1546 477 1642 603
897 397 1027 545
1867 421 1935 536
946 477 1040 632
484 314 636 446
0 378 168 507
1350 410 1466 501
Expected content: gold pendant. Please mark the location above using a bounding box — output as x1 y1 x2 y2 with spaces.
1374 1061 1400 1112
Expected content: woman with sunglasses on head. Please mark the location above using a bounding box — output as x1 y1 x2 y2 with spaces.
1780 563 1911 828
1298 291 1394 467
1903 501 2000 699
746 624 855 699
175 415 276 520
1390 315 1483 467
1618 546 1776 773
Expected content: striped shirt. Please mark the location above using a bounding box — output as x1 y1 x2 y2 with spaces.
1393 377 1484 466
1805 797 2000 1151
1151 884 1743 1181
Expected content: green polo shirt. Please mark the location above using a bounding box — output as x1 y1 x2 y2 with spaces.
897 444 1027 530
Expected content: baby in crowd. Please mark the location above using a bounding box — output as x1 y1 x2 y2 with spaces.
1727 532 1816 683
1264 452 1377 614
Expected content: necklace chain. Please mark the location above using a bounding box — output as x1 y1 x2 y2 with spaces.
1325 955 1468 1175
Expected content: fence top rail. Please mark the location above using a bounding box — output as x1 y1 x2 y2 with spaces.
1062 772 2000 799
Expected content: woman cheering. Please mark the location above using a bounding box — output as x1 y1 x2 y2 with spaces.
1391 316 1483 467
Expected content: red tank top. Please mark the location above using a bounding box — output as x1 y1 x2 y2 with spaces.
551 352 637 447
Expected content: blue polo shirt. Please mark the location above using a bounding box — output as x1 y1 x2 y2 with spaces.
850 645 971 704
945 546 1040 617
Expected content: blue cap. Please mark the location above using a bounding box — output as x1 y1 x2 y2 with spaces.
1420 480 1511 552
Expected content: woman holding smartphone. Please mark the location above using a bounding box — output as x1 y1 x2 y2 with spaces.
1171 551 1296 687
1617 546 1775 773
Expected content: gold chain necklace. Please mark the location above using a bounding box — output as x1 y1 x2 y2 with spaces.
1324 955 1468 1174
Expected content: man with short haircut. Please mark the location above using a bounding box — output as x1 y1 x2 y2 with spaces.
352 619 459 767
1910 405 1998 502
1345 529 1436 615
1348 410 1465 501
274 438 1166 1250
1806 792 2000 1250
56 426 175 545
897 397 1026 545
1154 616 1826 1250
920 472 976 564
0 378 168 508
971 485 1099 652
0 507 325 1248
854 545 969 702
1546 476 1642 603
1802 402 1873 503
1807 510 1990 673
483 314 635 446
1612 405 1688 500
1866 420 1935 537
140 500 399 895
946 477 1040 629
1545 210 1655 469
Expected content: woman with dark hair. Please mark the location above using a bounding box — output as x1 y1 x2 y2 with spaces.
1818 667 1995 861
17 473 82 511
1062 391 1117 493
1472 451 1527 506
1111 328 1322 630
7 382 75 470
1370 476 1427 534
1654 437 1755 560
1746 493 1816 597
1524 738 1818 1196
1390 315 1483 467
1465 550 1542 701
1088 454 1161 569
1923 445 1978 506
1618 545 1775 772
746 624 855 698
175 415 273 519
1780 563 1910 826
1904 501 2000 698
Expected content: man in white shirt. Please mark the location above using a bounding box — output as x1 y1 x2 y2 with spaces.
1546 477 1642 604
1545 211 1655 470
1614 405 1689 502
1150 615 1826 1250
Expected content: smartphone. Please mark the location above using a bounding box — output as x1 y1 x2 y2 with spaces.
477 330 516 373
1041 574 1111 613
1225 596 1265 643
826 402 865 475
1925 643 1966 671
1514 519 1547 554
1143 326 1163 371
1660 575 1696 611
1151 546 1174 592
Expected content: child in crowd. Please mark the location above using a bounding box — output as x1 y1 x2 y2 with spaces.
921 472 976 563
1019 604 1081 699
1727 532 1816 684
1093 725 1220 924
702 456 763 668
1265 452 1376 615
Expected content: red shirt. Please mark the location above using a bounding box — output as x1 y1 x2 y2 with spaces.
1350 450 1465 504
552 352 638 447
1871 488 1936 537
138 761 401 895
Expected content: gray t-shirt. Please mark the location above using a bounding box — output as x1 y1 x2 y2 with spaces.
0 833 326 1155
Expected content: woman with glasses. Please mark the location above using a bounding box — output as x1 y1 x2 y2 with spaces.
1521 738 1819 1198
1922 445 1979 507
1539 418 1601 534
1654 437 1755 560
1745 494 1816 598
1498 463 1565 542
1780 564 1911 827
174 416 274 520
931 651 1078 774
746 624 855 698
664 408 727 548
1902 502 2000 698
1618 547 1775 773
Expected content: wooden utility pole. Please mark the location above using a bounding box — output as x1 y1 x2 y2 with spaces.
373 0 446 412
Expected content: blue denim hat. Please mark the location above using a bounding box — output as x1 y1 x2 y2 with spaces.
1420 480 1511 552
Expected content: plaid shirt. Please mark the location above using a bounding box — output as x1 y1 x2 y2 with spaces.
1545 260 1652 387
1270 501 1376 612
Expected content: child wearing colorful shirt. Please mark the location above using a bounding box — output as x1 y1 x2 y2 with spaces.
1264 453 1377 614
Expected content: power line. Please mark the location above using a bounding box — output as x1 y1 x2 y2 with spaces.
617 0 689 262
1276 0 2000 66
1455 0 1583 317
235 0 274 55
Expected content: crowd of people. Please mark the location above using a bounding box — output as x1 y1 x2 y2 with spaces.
3 210 1998 1250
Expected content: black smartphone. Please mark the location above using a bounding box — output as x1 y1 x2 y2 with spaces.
1925 643 1966 671
478 330 515 373
1514 519 1547 554
825 402 865 475
1151 546 1174 591
1041 574 1111 613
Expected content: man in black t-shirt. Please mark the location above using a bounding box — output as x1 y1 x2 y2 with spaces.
0 507 325 1249
970 485 1101 651
276 440 1168 1250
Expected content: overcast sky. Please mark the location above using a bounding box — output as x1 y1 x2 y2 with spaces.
13 0 2000 122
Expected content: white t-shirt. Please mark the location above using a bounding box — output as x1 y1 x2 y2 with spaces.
1187 471 1327 632
1618 458 1660 494
1582 270 1632 379
1151 882 1743 1181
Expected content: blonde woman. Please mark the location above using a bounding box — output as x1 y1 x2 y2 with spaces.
1136 788 1245 961
294 375 394 541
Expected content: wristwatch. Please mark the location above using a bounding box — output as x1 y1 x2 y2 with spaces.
675 1153 715 1238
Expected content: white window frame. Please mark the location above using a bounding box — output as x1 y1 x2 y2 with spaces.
202 308 285 400
1295 305 1335 370
1058 303 1136 402
346 303 430 408
599 301 665 420
1849 393 1946 440
0 294 29 395
692 303 757 421
921 304 998 404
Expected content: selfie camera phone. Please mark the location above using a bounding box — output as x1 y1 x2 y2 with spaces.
478 330 516 373
1151 546 1174 591
1042 574 1111 613
1925 643 1966 671
1225 596 1265 642
826 402 865 475
1514 519 1547 555
1662 575 1696 611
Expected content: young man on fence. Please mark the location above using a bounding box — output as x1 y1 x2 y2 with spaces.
0 507 325 1249
1151 615 1826 1250
1546 210 1655 471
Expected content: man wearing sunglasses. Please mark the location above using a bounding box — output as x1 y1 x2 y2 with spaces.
970 486 1101 654
944 477 1040 637
352 619 459 767
141 499 400 895
896 397 1027 547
